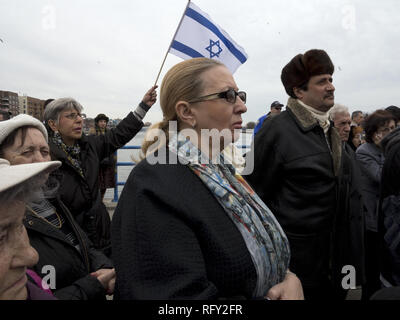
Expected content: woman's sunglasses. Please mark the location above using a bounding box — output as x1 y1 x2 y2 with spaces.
189 88 246 104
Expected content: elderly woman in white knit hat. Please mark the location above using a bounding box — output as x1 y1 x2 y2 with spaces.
0 158 60 300
0 115 116 300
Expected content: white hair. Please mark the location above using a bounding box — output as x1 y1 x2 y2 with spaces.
329 104 350 121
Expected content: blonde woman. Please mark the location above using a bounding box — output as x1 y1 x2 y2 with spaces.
112 58 302 300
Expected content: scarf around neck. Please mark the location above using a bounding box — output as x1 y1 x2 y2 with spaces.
297 100 331 134
168 133 290 297
51 132 84 178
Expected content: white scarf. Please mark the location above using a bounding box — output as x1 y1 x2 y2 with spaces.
297 100 331 134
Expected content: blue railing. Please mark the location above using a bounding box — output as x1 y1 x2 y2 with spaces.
113 144 251 202
113 146 140 202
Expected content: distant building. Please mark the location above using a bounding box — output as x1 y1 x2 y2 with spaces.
18 95 45 121
0 90 19 117
18 96 28 115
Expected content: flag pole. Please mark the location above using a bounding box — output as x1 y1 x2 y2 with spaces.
153 0 191 86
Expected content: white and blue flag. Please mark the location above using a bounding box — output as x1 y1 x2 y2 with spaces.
169 1 248 74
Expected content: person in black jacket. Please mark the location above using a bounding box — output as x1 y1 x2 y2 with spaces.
43 86 157 256
112 58 303 300
378 127 400 288
246 49 364 300
0 114 115 299
89 113 116 201
329 104 366 293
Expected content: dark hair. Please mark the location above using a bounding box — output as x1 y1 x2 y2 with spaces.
363 110 395 143
292 82 308 98
0 110 10 120
43 99 55 110
386 106 400 122
94 113 109 123
351 111 363 120
0 126 37 157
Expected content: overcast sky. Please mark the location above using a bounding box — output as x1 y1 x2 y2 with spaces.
0 0 399 124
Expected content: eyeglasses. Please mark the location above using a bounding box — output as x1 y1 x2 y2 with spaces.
64 112 85 120
189 88 246 104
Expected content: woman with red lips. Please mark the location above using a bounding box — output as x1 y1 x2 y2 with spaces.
43 86 157 257
112 58 303 300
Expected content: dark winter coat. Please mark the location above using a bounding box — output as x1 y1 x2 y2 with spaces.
332 143 366 287
49 112 143 255
378 127 400 285
356 142 385 232
24 197 113 300
246 97 364 290
112 152 262 300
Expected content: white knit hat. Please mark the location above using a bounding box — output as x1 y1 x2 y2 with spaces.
0 158 61 193
0 114 48 145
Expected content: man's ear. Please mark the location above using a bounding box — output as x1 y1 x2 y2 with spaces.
47 119 58 132
175 101 196 128
293 87 304 100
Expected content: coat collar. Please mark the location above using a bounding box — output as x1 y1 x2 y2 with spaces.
286 97 342 176
286 97 319 131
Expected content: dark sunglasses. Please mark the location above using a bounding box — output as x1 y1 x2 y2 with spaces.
189 88 246 104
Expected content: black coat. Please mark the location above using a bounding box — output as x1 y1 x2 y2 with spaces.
378 127 400 286
246 98 364 290
25 197 113 300
332 143 366 287
49 112 143 254
111 152 260 300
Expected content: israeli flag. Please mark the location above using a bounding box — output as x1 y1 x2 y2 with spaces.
169 2 248 73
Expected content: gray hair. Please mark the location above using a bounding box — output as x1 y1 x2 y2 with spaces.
43 98 84 124
329 104 350 121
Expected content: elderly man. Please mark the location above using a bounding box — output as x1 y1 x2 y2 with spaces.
330 104 352 142
253 101 284 135
246 49 365 300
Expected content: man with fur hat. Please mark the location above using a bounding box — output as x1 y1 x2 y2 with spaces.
90 113 116 201
246 49 365 300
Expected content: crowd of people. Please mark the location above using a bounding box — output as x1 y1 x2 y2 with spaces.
0 49 399 301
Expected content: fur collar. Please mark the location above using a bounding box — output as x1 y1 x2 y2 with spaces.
286 97 319 130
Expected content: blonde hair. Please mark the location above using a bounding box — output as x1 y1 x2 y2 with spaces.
141 58 223 156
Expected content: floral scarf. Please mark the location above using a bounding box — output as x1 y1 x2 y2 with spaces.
51 132 84 178
169 133 290 297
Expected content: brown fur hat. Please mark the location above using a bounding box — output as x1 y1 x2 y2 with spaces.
281 49 334 98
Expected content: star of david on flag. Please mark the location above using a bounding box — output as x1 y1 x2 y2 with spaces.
168 1 248 74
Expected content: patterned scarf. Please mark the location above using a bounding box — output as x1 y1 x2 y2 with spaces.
51 132 84 178
169 133 290 297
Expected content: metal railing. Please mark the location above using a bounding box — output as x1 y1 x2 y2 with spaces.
113 144 251 202
113 146 140 202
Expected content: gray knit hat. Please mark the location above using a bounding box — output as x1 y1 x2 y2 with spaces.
0 114 48 145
